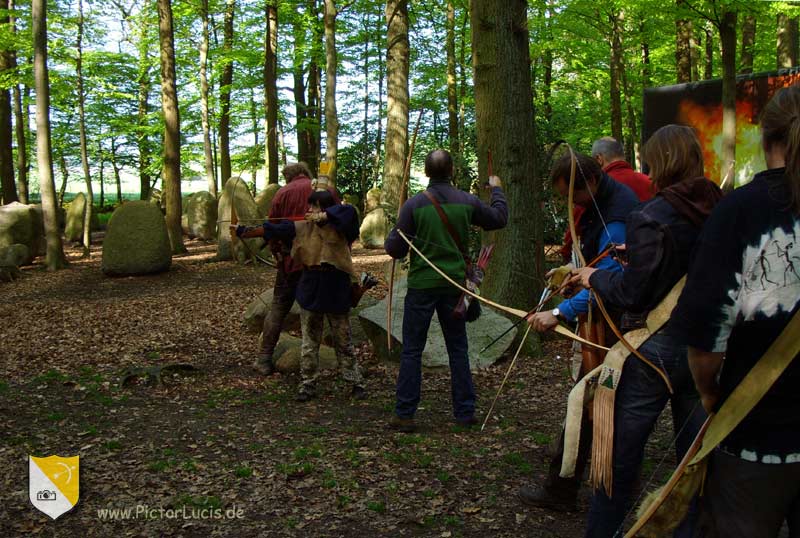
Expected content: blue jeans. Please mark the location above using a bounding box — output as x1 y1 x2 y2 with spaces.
585 328 707 538
394 288 475 420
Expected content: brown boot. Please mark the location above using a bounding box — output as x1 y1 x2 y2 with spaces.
388 415 416 433
252 355 275 376
518 483 578 512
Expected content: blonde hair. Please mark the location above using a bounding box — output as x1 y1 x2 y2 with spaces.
281 162 312 182
761 84 800 213
642 125 705 191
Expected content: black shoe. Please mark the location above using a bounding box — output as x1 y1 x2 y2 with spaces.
252 356 275 376
351 386 367 400
388 415 416 433
454 416 479 428
518 484 578 512
295 391 315 402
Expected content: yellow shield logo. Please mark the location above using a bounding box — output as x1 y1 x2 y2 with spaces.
29 455 79 520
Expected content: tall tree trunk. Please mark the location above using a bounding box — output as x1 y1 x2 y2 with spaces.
218 0 235 186
77 0 92 255
621 63 639 168
361 14 369 203
676 0 692 83
741 14 755 74
250 88 258 191
157 0 185 253
704 23 713 79
293 17 311 166
33 0 65 268
0 0 16 204
641 21 651 88
373 12 384 187
199 0 216 196
323 0 339 186
263 0 279 184
609 10 624 143
446 0 459 171
98 142 104 208
458 6 467 173
720 10 737 192
382 0 409 215
137 23 152 200
10 0 27 204
111 138 122 204
471 0 540 311
777 14 799 68
58 153 68 207
690 31 700 81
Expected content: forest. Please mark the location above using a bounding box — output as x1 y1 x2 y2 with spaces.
1 0 799 535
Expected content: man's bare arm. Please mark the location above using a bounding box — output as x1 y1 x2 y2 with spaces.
688 346 725 414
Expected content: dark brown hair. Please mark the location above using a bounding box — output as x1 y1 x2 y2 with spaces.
641 125 705 191
549 152 602 189
761 84 800 213
282 162 313 182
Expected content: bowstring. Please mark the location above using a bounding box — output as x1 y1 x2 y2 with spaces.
572 154 625 268
401 232 549 289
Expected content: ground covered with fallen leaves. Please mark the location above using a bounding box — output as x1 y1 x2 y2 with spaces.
0 238 679 537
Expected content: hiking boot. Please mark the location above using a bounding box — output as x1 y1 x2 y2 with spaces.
351 386 367 400
454 416 479 428
518 484 578 512
252 355 275 376
388 415 416 433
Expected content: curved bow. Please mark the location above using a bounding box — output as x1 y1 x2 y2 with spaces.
397 230 608 351
562 143 673 393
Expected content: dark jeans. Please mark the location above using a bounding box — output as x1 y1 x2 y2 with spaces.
395 288 475 420
697 450 800 538
260 268 301 359
585 329 707 538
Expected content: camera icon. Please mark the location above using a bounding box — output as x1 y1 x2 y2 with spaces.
36 490 57 501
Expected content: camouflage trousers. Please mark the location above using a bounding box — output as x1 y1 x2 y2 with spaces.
298 308 364 394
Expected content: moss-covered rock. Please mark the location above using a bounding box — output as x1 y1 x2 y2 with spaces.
217 177 262 262
101 201 172 276
359 207 389 249
255 183 281 218
64 193 100 242
0 202 39 264
365 188 382 213
0 243 29 268
185 191 217 240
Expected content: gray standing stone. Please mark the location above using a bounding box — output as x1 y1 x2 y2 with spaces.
255 184 281 218
0 202 39 264
365 188 382 213
358 278 517 370
0 244 29 268
270 334 339 373
359 207 389 249
64 193 99 242
101 201 172 276
217 177 263 262
185 191 217 240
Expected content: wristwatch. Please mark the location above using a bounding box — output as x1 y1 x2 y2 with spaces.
551 307 561 319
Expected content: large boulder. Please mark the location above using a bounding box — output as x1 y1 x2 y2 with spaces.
101 201 172 276
358 278 517 370
0 244 29 268
184 191 217 240
365 188 382 213
217 177 263 262
255 183 281 218
0 202 40 264
64 193 99 242
359 207 390 249
270 334 339 374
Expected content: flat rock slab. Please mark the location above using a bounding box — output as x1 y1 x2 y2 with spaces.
358 278 517 370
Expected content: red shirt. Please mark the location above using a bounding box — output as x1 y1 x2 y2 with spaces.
604 160 653 202
269 176 341 273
